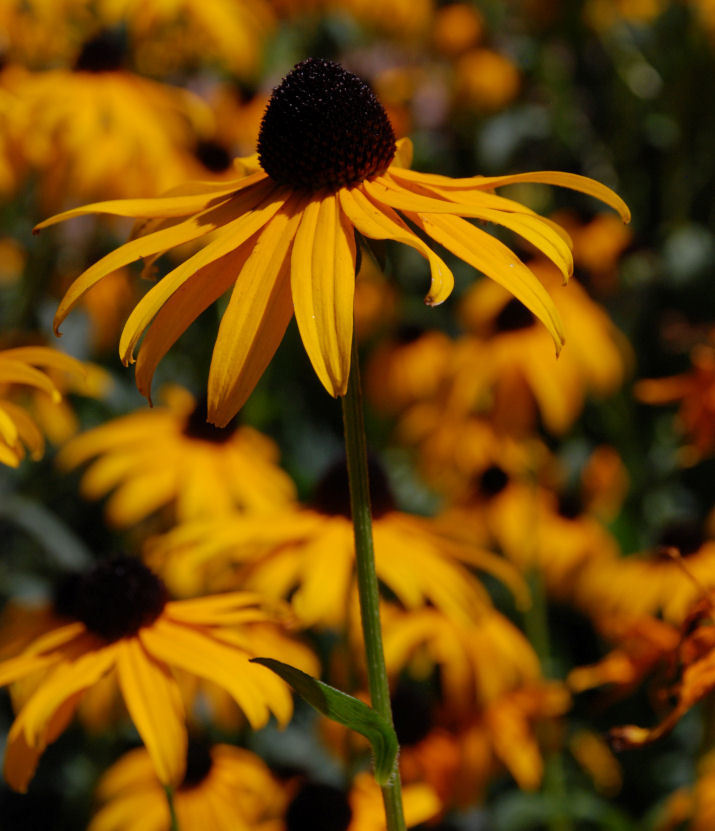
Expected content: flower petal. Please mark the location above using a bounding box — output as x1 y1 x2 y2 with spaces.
207 199 303 426
408 212 565 352
139 620 274 728
291 193 356 397
115 638 187 786
389 167 631 222
53 184 273 336
119 187 287 365
340 186 453 305
34 171 268 229
135 245 253 403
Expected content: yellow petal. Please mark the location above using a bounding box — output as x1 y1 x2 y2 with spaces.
53 185 272 336
0 359 62 401
408 212 565 352
0 347 86 378
291 193 356 398
340 186 454 306
207 199 302 426
140 620 271 729
119 187 286 365
19 641 118 746
135 245 252 403
115 638 187 787
389 167 631 222
34 171 268 230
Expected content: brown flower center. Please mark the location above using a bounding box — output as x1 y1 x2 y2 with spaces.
257 58 396 192
58 557 167 642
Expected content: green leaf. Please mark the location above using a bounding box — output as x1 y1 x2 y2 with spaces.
250 657 398 785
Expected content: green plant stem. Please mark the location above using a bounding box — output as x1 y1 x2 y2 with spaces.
163 785 180 831
341 332 406 831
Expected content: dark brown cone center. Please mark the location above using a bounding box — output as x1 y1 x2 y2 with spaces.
257 58 396 192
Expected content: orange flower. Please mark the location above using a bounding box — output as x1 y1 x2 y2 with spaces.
636 344 715 462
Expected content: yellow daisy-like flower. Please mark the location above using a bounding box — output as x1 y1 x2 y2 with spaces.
97 0 275 78
14 35 212 207
457 259 631 435
89 741 286 831
148 457 524 626
0 345 85 467
37 58 629 427
57 385 296 528
575 522 715 624
0 556 303 792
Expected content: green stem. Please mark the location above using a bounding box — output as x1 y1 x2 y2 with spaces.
163 785 180 831
341 332 406 831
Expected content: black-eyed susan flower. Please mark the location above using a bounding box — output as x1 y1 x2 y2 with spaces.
0 345 85 467
57 385 296 528
96 0 274 78
458 259 631 435
575 521 715 624
0 556 307 792
89 740 286 831
148 457 524 626
37 58 629 426
14 33 212 207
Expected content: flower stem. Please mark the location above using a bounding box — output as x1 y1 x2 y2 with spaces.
341 332 406 831
163 785 180 831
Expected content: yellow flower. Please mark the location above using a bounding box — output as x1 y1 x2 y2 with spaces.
365 328 455 415
148 457 523 626
575 522 715 624
458 259 630 434
0 345 85 467
89 741 286 831
0 0 92 68
37 58 629 426
0 556 302 791
14 38 212 207
57 385 296 528
96 0 275 78
382 606 544 716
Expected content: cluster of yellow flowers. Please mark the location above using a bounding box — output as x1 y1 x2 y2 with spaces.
1 1 714 830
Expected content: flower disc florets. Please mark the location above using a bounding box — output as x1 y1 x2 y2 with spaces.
257 58 397 192
63 556 168 642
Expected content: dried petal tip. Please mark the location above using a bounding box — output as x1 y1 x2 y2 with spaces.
258 58 396 192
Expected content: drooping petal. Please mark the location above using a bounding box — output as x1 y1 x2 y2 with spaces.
388 167 631 222
382 176 574 281
19 641 118 746
291 193 356 397
207 198 303 426
53 183 274 336
34 171 268 229
0 402 44 460
139 620 272 728
119 187 287 365
408 212 566 352
339 187 453 305
4 691 80 792
0 347 86 378
0 359 62 401
135 246 252 403
115 638 187 787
